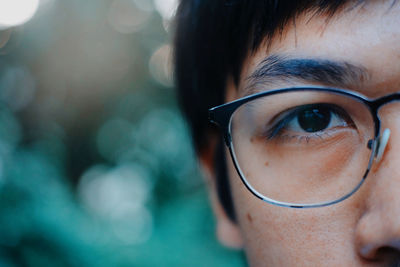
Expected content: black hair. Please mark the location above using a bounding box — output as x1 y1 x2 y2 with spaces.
173 0 364 221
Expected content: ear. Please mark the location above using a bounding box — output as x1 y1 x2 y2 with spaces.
199 140 244 249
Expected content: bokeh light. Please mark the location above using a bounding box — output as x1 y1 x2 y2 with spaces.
0 0 40 29
149 44 173 87
78 164 152 218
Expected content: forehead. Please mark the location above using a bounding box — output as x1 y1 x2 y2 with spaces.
235 1 400 99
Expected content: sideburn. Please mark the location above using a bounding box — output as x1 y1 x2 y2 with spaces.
215 139 236 222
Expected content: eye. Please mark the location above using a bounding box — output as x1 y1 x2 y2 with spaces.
296 106 334 132
267 103 354 139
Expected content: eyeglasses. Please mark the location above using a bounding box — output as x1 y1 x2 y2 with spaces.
209 86 398 208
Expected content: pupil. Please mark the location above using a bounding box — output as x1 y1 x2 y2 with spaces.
297 107 331 132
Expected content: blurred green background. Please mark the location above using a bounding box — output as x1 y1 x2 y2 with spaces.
0 0 245 266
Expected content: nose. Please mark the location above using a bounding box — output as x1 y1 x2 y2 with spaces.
355 198 400 260
355 115 400 262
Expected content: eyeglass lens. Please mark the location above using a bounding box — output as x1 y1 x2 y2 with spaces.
230 90 375 205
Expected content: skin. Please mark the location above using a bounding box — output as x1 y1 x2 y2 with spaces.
202 2 400 266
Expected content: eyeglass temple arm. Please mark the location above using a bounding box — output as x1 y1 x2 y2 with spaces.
209 106 237 146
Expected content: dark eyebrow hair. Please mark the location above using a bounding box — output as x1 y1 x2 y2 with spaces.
243 54 369 96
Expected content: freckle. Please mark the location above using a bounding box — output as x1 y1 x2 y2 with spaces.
250 137 254 143
264 161 269 167
247 213 253 223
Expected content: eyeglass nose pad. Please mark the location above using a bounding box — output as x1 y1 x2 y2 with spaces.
375 128 391 163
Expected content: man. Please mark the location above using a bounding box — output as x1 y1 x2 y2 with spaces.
174 0 400 265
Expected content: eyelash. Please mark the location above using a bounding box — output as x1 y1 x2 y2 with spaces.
268 130 334 144
264 104 355 143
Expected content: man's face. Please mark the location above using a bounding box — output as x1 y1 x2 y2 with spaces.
219 2 400 266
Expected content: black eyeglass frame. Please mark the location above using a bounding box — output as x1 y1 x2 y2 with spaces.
209 86 400 208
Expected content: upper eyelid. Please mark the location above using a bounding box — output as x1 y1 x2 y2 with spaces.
269 103 337 128
266 103 349 139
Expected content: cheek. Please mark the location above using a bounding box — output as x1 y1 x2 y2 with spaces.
232 130 370 205
226 151 364 266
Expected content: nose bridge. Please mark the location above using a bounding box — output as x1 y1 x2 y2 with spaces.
376 97 400 126
375 100 400 166
371 95 400 138
370 104 400 201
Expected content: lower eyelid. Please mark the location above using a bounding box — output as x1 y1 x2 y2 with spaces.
272 126 355 144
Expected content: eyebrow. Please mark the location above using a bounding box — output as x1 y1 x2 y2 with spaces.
242 54 369 96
